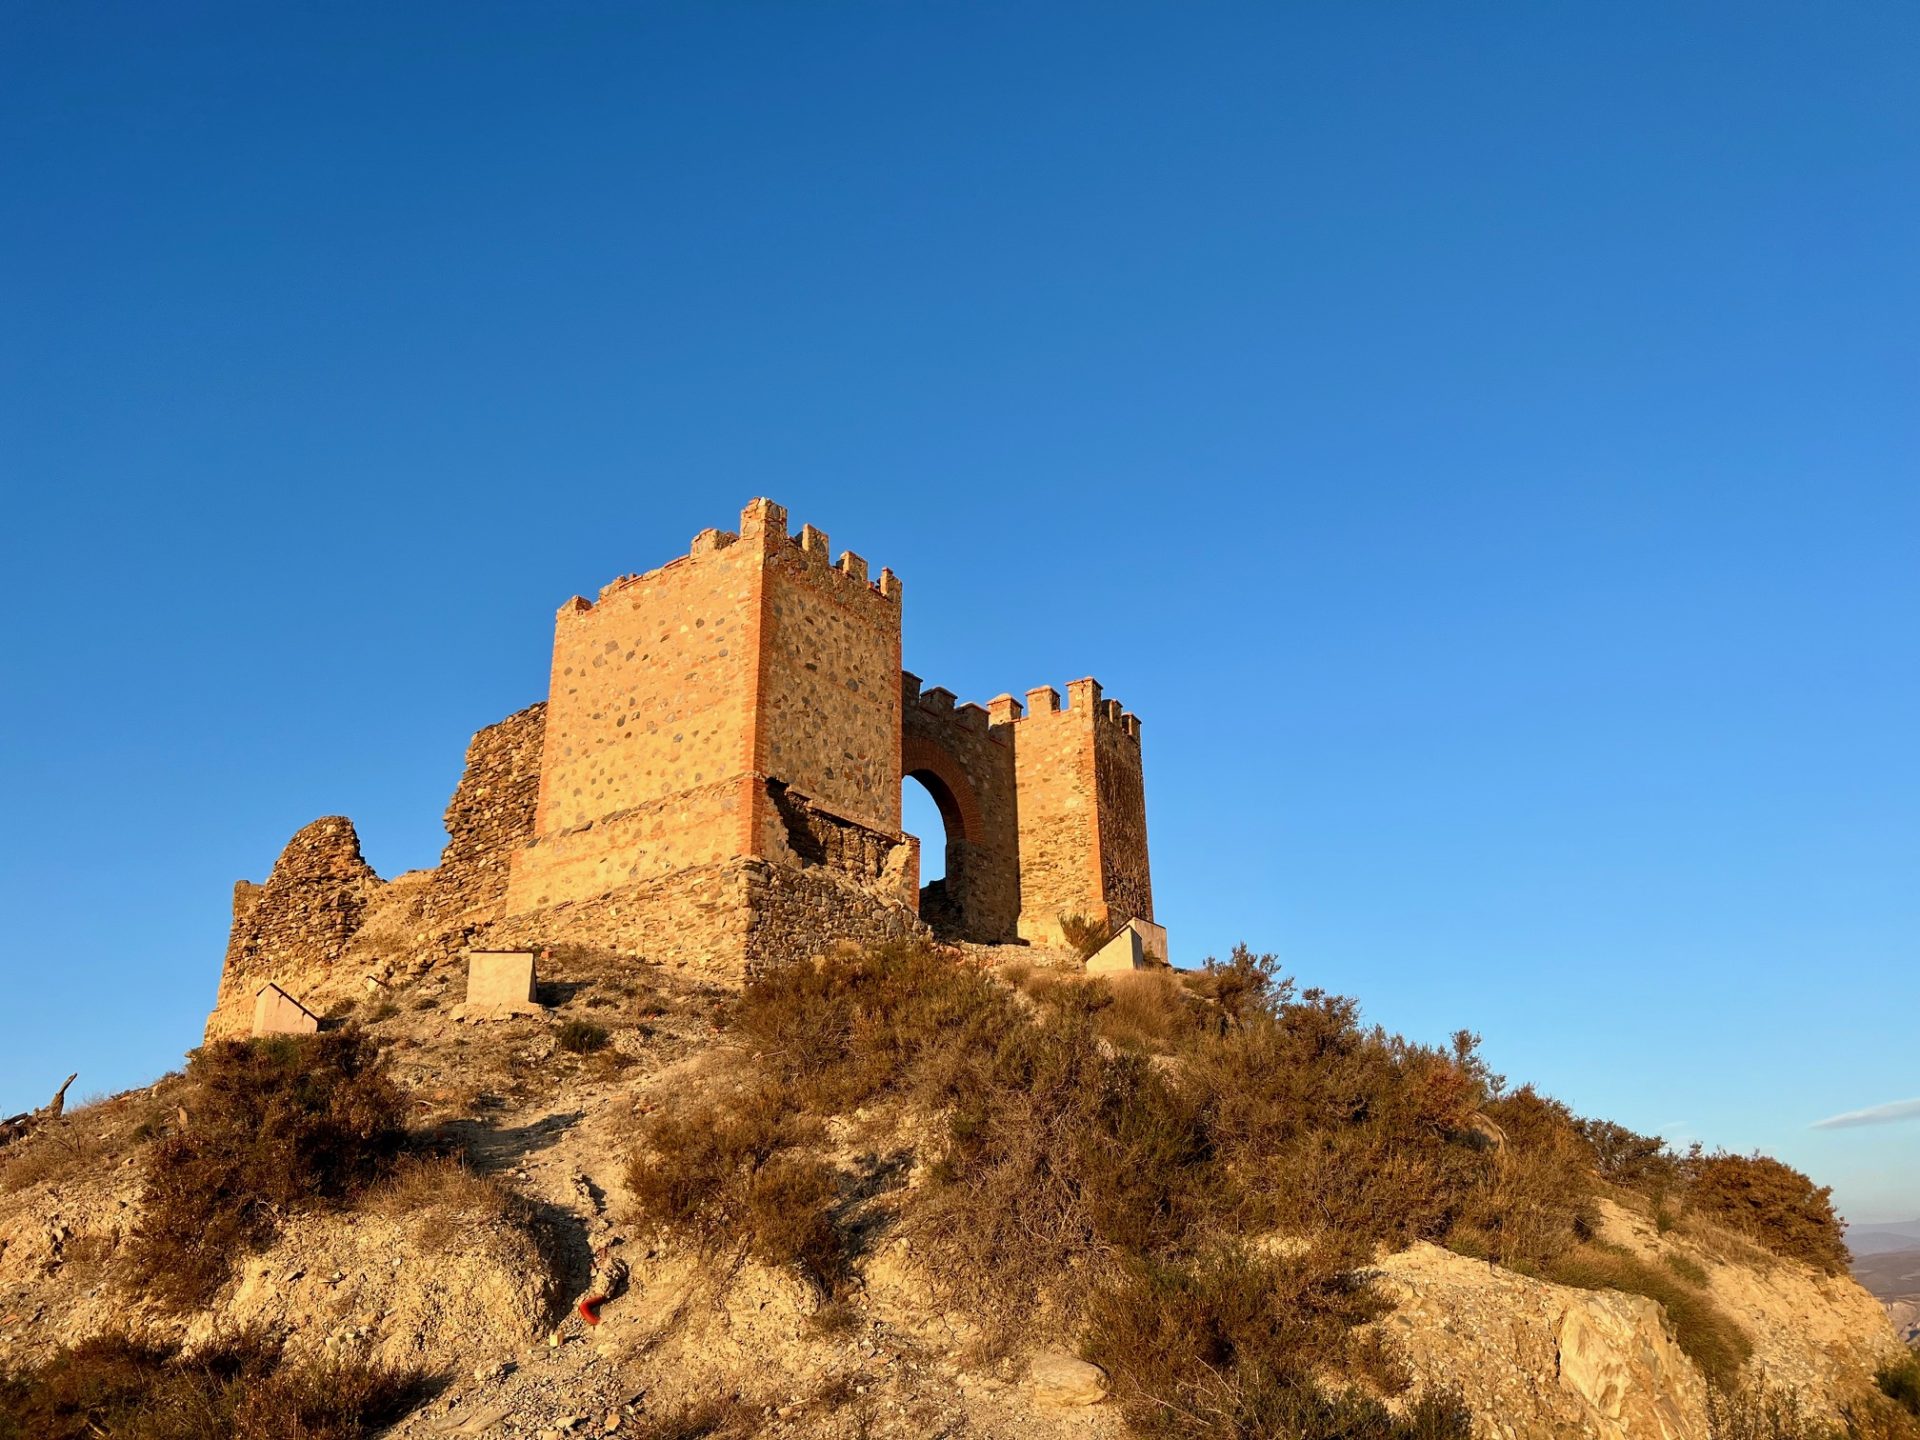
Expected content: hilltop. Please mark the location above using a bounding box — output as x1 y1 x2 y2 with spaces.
3 936 1915 1440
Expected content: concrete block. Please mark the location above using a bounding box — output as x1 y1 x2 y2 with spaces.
1086 926 1147 974
1129 918 1169 965
1085 919 1170 974
467 950 537 1005
252 983 319 1037
453 950 544 1021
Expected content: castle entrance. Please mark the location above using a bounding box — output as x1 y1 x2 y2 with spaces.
902 770 966 937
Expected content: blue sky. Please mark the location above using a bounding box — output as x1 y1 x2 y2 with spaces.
3 3 1914 1221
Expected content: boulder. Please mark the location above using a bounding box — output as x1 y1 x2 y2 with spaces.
1028 1351 1109 1406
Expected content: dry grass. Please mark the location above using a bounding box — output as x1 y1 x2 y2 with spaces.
0 1331 425 1440
625 1398 758 1440
0 1078 184 1195
129 1028 407 1307
363 1155 530 1238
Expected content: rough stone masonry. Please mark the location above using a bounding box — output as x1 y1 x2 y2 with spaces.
206 499 1157 1038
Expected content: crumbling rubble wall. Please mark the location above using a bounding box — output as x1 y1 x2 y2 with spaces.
208 816 381 1040
427 701 546 928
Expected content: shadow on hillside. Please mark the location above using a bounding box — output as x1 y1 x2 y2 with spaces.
445 1108 588 1173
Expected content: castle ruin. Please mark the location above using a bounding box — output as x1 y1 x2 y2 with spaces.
207 499 1158 1038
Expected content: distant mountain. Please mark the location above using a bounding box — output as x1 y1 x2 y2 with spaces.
1848 1220 1920 1257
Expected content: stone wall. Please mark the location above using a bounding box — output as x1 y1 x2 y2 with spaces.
741 860 927 977
1093 703 1153 928
208 816 381 1040
901 675 1021 943
1009 678 1153 945
756 520 903 838
426 701 546 927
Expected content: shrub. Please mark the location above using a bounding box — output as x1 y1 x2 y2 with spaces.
626 1090 842 1286
1184 943 1285 1031
129 1028 405 1306
554 1019 610 1054
1577 1118 1682 1193
1546 1244 1752 1390
730 940 1018 1111
626 1399 757 1440
0 1331 423 1440
1057 911 1113 960
1020 968 1202 1055
1082 1243 1470 1440
1881 1353 1920 1416
916 1012 1214 1308
1683 1150 1849 1274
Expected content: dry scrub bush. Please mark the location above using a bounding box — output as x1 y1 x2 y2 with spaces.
625 1089 844 1287
0 1331 424 1440
642 940 1853 1440
1566 1120 1847 1277
362 1154 536 1255
625 1398 758 1440
1881 1354 1920 1417
1546 1243 1753 1390
554 1018 610 1054
1082 1242 1472 1440
1683 1150 1850 1274
654 942 1511 1433
1018 966 1204 1055
130 1028 406 1306
731 941 1018 1111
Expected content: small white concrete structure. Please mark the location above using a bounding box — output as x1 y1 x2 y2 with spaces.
451 949 545 1022
252 983 319 1037
1086 919 1171 974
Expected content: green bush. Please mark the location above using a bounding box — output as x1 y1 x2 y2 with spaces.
129 1028 405 1306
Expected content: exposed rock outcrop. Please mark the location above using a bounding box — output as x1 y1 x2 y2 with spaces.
1376 1242 1709 1440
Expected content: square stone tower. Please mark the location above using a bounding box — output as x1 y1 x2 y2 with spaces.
502 498 914 926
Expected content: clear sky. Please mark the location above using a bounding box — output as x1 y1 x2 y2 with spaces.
3 4 1914 1222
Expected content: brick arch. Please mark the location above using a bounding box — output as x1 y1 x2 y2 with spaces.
901 734 984 843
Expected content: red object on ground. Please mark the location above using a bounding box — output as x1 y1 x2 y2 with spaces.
578 1295 607 1325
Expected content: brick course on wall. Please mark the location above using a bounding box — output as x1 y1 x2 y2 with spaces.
206 497 1160 1033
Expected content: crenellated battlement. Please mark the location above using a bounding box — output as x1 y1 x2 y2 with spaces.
905 672 1141 746
559 499 902 619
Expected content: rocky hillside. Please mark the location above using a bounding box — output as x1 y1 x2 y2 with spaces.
2 938 1915 1440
